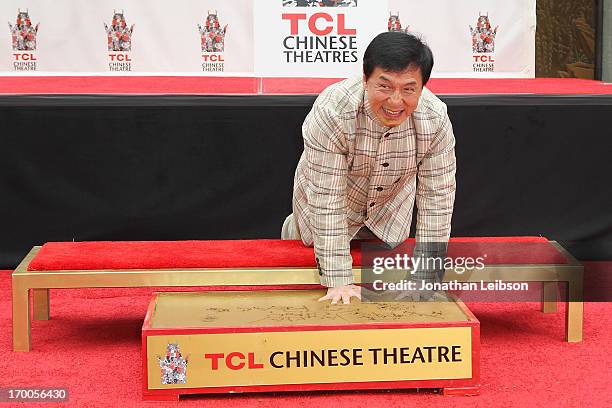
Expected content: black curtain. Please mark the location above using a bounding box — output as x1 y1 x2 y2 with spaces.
0 95 610 268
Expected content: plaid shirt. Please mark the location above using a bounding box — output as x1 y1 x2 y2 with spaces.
292 76 456 287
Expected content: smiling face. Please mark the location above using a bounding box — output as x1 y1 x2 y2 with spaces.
364 66 423 128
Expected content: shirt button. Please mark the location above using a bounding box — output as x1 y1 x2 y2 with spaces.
382 162 389 167
376 187 383 192
369 202 375 207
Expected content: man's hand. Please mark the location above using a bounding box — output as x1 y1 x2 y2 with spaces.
318 284 361 305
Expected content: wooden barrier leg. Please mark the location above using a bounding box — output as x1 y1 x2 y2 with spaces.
33 289 50 320
12 280 31 352
541 282 558 313
566 279 583 343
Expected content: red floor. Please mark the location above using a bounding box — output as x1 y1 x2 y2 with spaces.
0 77 611 95
2 262 611 407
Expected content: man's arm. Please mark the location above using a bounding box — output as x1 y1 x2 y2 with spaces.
414 104 457 284
303 104 353 288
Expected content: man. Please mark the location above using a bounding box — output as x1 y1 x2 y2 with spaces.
282 32 456 305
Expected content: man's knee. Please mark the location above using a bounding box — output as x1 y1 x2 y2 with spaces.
281 213 301 240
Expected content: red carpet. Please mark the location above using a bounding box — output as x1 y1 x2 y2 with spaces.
2 263 611 407
1 77 611 96
28 237 566 271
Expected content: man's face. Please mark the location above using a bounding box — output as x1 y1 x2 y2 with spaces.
364 66 423 128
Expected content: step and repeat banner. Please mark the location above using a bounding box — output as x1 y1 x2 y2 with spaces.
1 0 535 77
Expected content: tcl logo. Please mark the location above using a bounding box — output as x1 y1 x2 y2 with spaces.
204 352 264 370
473 55 495 63
108 53 131 62
13 53 36 61
282 13 356 36
202 54 224 62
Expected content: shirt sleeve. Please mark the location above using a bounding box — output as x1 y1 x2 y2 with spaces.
414 103 457 279
302 104 354 288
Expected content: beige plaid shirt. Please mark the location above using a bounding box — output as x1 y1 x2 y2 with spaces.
292 76 456 287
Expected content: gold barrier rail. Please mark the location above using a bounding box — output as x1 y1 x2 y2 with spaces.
12 241 583 351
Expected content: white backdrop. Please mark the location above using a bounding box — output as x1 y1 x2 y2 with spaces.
1 0 254 75
388 0 536 78
1 0 535 78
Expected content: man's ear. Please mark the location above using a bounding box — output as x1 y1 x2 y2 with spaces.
362 73 367 86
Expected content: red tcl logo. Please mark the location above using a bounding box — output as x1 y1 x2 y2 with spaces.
204 352 264 370
108 53 132 62
202 54 224 62
282 13 356 36
473 55 495 63
13 54 36 61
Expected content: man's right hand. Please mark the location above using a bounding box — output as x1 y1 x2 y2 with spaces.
318 284 361 305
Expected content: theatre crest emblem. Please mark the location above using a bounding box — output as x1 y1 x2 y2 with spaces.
470 12 499 73
158 343 189 385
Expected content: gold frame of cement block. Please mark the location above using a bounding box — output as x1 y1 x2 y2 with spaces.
12 241 583 351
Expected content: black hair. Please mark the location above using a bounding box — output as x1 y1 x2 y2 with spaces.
363 31 434 86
